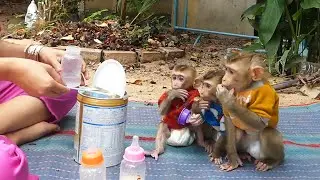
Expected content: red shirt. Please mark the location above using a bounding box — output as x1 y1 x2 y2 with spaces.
158 88 200 129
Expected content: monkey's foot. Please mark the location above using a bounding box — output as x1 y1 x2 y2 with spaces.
210 156 223 165
254 160 273 171
204 143 215 154
239 153 253 162
219 162 241 172
208 152 224 165
220 154 243 172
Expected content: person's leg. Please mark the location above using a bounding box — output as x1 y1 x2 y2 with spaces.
0 95 59 145
0 81 77 145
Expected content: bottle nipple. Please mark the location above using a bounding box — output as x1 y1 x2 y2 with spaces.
123 136 145 163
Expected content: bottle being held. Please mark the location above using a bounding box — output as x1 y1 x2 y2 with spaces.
119 136 146 180
61 46 83 88
25 0 38 28
80 148 106 180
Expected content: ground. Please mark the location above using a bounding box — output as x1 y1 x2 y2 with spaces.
1 1 319 106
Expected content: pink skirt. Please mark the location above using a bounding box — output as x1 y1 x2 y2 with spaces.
0 81 77 124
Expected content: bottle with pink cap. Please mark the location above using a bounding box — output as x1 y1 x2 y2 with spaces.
119 135 146 180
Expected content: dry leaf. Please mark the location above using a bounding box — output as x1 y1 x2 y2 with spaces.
133 80 142 85
94 39 103 44
61 35 74 41
96 22 108 27
37 30 45 35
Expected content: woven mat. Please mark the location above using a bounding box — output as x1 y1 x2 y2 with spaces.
21 102 320 180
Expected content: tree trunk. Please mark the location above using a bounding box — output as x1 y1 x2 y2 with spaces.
120 0 127 21
307 9 320 63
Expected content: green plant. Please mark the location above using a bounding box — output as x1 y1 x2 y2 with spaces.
117 0 159 24
83 9 110 22
37 0 81 22
242 0 320 75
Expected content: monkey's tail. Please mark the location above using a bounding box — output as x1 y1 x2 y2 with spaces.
260 127 285 165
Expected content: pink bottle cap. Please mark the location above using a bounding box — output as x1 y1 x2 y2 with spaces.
123 136 145 163
0 135 39 180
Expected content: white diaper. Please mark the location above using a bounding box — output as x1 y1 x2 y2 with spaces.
167 127 195 147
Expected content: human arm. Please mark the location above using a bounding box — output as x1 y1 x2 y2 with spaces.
0 40 30 58
0 40 89 84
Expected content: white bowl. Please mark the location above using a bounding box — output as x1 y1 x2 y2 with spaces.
92 59 126 98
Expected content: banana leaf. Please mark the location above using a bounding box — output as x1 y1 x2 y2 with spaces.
301 0 320 9
259 0 286 44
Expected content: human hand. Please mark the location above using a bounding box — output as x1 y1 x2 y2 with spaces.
8 58 70 97
216 84 235 108
38 47 90 85
168 89 189 101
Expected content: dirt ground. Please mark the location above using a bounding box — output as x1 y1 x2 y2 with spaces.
122 60 320 106
1 1 319 107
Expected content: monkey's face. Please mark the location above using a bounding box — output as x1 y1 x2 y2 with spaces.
222 62 252 92
171 72 189 89
198 78 219 101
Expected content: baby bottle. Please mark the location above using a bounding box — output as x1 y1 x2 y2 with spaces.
119 136 146 180
61 46 83 88
79 148 106 180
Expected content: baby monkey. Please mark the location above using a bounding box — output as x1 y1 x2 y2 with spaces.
145 65 200 160
216 52 284 172
190 70 227 164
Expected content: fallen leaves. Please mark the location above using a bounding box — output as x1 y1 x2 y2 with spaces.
127 79 143 85
61 35 74 41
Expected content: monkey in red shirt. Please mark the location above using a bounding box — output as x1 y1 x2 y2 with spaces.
145 65 200 160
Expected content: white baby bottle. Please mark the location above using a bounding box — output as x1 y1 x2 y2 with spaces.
119 136 146 180
61 46 83 88
79 148 106 180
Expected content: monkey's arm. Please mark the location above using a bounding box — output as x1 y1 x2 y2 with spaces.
219 116 243 171
225 102 267 131
154 122 170 154
158 91 174 115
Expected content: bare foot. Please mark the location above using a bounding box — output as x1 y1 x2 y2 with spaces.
254 160 273 171
5 121 60 145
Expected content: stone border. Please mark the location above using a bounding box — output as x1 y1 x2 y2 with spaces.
3 38 185 65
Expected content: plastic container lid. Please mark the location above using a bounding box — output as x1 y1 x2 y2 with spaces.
0 136 39 180
123 136 145 163
178 108 192 126
92 59 126 98
81 148 104 166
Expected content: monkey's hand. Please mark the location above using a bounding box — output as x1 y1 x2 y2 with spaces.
168 89 189 102
219 153 243 172
188 114 204 126
192 99 210 114
144 149 161 160
216 84 235 108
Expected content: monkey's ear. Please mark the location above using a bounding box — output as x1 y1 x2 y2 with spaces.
250 66 265 81
194 77 203 88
